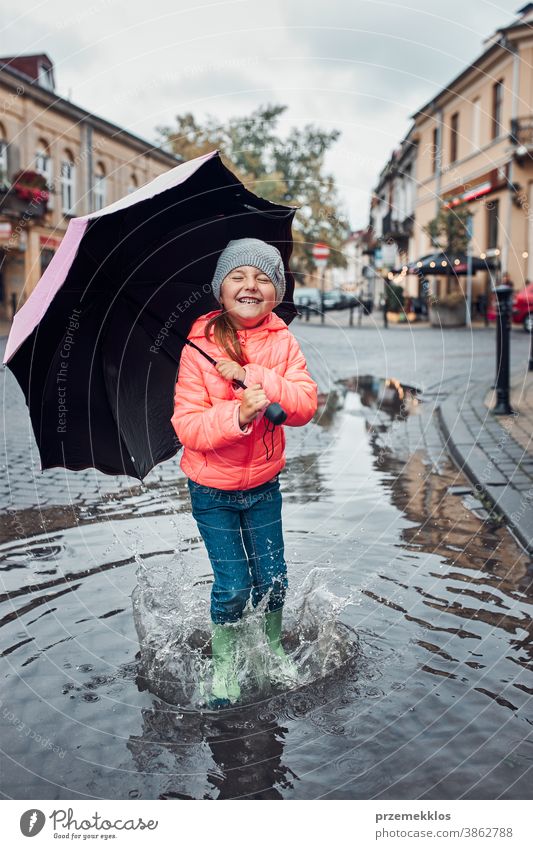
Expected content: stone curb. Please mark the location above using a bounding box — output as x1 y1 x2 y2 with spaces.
435 390 533 556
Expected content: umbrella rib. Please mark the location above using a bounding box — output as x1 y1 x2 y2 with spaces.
98 314 147 481
121 291 210 366
36 326 79 454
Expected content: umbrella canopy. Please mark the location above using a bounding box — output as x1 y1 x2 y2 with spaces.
3 149 298 480
400 251 496 276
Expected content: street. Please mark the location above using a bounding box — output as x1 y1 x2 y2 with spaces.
1 320 532 799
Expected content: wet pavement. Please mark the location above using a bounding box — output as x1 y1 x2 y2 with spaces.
1 322 532 799
438 374 533 556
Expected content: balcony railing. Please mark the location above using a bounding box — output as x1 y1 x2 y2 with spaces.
382 210 392 235
510 117 533 147
0 187 48 219
382 211 414 239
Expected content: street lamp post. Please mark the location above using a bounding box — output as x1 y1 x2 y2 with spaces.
466 214 473 327
483 246 501 330
491 284 514 416
382 279 389 328
312 242 330 326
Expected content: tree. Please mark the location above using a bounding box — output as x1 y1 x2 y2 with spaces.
154 104 351 275
385 282 404 313
423 204 472 296
423 204 471 256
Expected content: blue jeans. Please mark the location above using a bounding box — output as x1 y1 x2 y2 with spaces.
187 474 288 625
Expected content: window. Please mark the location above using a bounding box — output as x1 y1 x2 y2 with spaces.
432 126 439 174
403 165 412 216
471 97 481 151
487 199 499 249
40 248 54 274
450 112 459 163
38 63 54 91
35 142 53 208
0 138 7 184
127 174 138 194
92 162 106 211
61 154 76 215
492 79 504 139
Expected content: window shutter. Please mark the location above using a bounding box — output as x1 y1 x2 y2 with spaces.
6 143 20 180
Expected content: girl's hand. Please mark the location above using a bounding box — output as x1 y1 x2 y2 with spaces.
239 384 269 427
216 359 246 383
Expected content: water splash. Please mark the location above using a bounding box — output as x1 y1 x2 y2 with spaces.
132 553 361 711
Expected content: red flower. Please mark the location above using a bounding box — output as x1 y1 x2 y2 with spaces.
11 171 49 207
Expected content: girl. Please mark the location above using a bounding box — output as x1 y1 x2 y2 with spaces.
171 237 318 707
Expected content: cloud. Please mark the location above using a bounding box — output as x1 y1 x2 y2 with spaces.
1 0 520 227
278 0 515 111
156 59 277 108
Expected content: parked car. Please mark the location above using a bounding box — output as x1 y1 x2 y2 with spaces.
513 281 533 331
487 281 533 331
293 287 322 311
322 289 359 310
322 290 341 310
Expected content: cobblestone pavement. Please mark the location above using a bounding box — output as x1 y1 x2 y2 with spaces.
437 370 533 555
291 318 533 555
484 370 533 458
2 318 533 556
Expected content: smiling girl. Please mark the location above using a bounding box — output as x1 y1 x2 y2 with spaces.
171 238 318 707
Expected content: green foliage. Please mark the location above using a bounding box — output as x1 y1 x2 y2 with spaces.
385 283 404 312
423 204 471 255
155 104 351 273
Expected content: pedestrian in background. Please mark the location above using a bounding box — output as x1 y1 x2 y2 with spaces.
502 272 514 291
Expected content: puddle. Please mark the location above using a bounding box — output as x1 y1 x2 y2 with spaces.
0 375 531 800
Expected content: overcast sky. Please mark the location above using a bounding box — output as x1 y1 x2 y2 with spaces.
0 0 522 228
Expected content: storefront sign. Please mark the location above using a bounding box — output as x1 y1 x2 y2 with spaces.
39 234 62 250
0 222 12 240
443 166 509 208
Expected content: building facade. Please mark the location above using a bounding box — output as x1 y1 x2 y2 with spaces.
0 53 180 321
369 127 418 296
329 229 367 292
370 3 533 305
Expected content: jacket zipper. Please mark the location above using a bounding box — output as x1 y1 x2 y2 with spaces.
240 418 256 489
239 335 254 489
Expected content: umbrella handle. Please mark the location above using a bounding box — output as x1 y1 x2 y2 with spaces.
182 340 288 425
231 378 287 425
263 401 287 426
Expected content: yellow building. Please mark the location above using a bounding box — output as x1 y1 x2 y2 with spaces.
0 53 180 321
369 3 533 311
409 3 533 303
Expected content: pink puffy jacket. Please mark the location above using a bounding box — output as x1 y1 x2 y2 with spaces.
171 308 318 490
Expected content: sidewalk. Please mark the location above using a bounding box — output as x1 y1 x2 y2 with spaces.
483 371 533 458
294 310 491 331
436 368 533 555
0 312 492 338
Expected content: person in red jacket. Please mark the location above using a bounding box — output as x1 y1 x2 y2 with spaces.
171 237 318 708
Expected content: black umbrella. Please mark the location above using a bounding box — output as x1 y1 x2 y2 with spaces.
403 251 496 275
3 149 298 480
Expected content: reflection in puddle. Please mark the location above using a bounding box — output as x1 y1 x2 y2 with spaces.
0 375 531 799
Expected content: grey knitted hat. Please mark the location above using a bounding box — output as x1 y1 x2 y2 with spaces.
210 237 286 306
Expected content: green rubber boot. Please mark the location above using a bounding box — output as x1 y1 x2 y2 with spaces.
264 608 299 686
209 623 241 709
